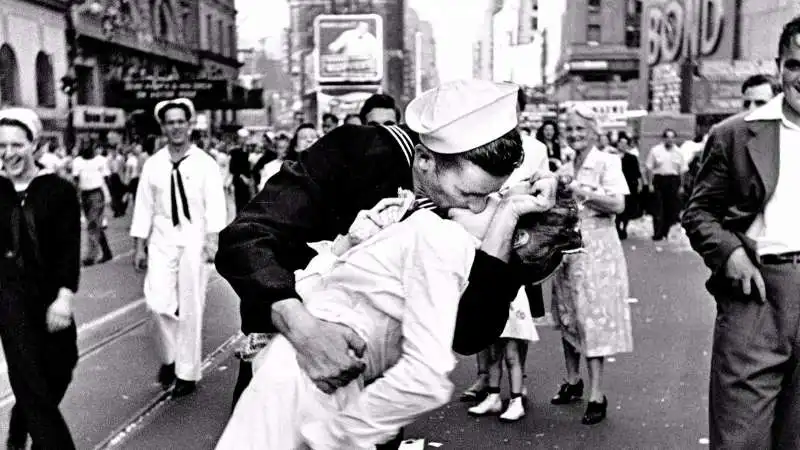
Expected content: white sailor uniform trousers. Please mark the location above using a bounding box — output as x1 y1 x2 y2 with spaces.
130 146 227 381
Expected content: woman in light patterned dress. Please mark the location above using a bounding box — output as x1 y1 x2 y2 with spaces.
550 107 633 425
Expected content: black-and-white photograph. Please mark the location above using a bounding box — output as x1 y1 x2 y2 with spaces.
0 0 795 448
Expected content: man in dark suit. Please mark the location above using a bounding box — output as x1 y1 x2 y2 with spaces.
682 16 800 449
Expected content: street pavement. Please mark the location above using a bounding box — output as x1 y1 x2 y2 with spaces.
0 212 719 449
108 217 718 450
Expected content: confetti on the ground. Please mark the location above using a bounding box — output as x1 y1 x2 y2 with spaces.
607 357 616 362
626 297 639 304
699 437 710 445
218 365 228 371
428 443 443 448
399 439 425 450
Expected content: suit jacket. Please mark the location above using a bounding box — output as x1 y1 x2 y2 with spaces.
682 109 780 295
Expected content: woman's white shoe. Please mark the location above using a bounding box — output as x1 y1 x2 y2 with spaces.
499 397 526 422
468 393 502 416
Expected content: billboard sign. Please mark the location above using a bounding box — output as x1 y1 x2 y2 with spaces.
314 14 384 83
561 100 631 129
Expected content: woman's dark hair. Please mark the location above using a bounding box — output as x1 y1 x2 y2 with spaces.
536 120 562 163
0 118 33 142
359 94 401 124
616 132 631 146
512 179 583 284
431 127 524 177
343 113 361 124
322 113 339 124
288 123 317 155
78 140 97 160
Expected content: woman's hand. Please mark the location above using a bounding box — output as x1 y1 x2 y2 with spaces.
47 288 73 332
347 189 415 245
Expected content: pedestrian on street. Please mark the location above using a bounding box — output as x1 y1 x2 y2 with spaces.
130 98 227 398
682 16 800 449
644 128 685 241
549 106 633 425
106 137 128 217
0 108 80 449
215 80 559 449
72 140 113 266
611 133 642 240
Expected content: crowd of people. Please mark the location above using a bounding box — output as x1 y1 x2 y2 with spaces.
2 15 800 450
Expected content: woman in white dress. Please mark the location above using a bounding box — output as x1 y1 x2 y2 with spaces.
215 185 581 450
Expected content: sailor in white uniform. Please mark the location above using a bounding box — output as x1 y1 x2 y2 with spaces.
130 98 227 397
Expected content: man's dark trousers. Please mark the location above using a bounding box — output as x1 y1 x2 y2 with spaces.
232 361 405 449
652 174 681 239
710 262 800 448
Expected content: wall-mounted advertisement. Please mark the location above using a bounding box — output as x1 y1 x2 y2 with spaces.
314 14 384 83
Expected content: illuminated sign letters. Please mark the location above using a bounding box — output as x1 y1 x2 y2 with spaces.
646 0 725 66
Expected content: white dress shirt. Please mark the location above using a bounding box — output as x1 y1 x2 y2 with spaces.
574 147 630 219
130 145 227 247
72 155 109 191
292 210 477 450
38 152 63 173
645 143 685 176
505 135 550 186
745 94 800 255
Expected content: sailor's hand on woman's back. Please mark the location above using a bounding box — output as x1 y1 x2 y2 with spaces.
272 298 367 394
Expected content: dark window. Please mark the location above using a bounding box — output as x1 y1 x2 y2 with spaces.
625 26 640 48
587 24 601 44
206 14 213 49
588 0 601 14
531 17 538 31
75 66 94 106
218 20 224 54
624 0 642 48
35 52 55 107
158 6 170 38
0 44 19 106
229 25 236 57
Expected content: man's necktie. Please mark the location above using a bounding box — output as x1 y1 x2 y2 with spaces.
170 156 191 226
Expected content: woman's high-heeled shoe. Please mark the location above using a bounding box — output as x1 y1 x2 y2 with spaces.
551 379 584 405
582 396 608 425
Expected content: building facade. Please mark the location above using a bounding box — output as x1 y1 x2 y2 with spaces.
638 0 787 128
402 7 437 105
287 0 408 125
0 0 70 139
69 0 242 140
197 0 242 129
548 0 641 104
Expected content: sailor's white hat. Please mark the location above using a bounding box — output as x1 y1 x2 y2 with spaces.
0 107 43 141
154 98 196 123
405 79 519 154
